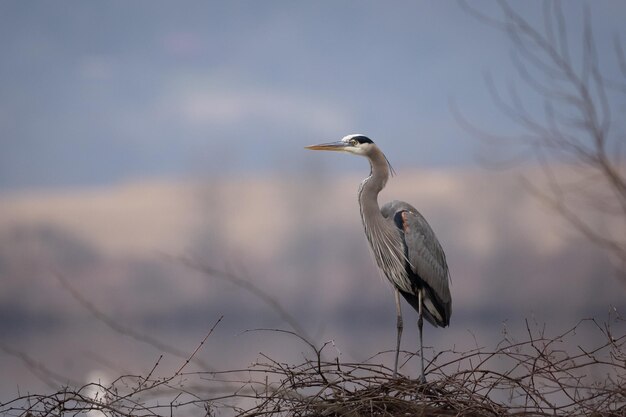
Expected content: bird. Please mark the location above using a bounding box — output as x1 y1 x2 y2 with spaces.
305 134 451 382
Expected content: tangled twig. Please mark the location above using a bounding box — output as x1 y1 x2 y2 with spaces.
1 317 624 417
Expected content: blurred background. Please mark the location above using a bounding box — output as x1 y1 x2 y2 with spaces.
1 0 625 400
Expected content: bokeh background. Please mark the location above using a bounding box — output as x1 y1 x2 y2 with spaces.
1 0 625 400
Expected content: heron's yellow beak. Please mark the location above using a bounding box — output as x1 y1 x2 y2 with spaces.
304 141 349 151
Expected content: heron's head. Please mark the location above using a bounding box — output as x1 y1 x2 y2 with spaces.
305 134 396 176
305 134 376 156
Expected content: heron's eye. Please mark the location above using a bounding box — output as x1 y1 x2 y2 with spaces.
350 139 358 146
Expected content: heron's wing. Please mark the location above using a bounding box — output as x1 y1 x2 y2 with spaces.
382 200 452 325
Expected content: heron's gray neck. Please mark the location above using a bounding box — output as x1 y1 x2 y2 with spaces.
358 149 390 221
358 148 409 290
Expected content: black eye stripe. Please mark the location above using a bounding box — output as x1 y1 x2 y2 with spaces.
350 135 373 144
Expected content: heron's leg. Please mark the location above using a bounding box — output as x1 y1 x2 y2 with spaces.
393 288 403 378
418 289 426 383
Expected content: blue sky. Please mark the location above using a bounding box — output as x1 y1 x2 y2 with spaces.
1 1 624 190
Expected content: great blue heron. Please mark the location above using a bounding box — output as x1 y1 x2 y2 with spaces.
305 134 451 382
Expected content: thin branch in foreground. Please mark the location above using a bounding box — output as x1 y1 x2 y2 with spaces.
2 317 624 417
0 343 81 390
56 273 214 372
174 315 223 377
169 254 313 343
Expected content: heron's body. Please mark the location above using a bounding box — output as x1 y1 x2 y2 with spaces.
377 201 451 327
306 134 451 381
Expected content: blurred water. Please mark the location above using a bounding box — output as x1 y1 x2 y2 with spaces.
1 171 624 403
2 299 620 404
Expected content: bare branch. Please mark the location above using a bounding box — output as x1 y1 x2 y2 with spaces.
2 318 624 417
458 1 626 278
0 343 81 390
171 254 313 343
56 274 214 371
615 35 626 77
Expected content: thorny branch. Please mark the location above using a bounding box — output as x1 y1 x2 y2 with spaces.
1 316 624 417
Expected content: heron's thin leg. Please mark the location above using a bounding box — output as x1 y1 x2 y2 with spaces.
418 289 426 383
393 288 403 378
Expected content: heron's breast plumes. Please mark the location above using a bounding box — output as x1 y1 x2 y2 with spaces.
359 181 412 293
366 221 413 293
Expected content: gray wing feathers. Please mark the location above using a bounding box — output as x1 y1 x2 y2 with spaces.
404 212 451 304
381 200 452 306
